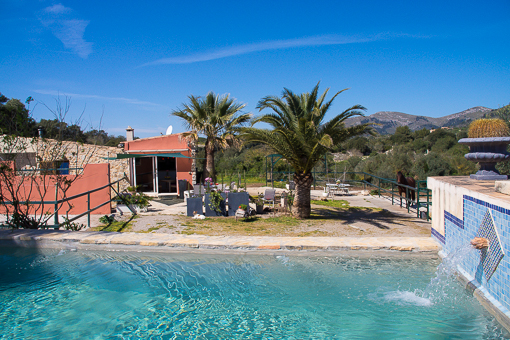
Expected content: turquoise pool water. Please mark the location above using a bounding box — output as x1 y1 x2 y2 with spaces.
0 247 507 339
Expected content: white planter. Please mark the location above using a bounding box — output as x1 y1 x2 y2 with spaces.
235 209 247 218
116 204 136 215
116 204 148 214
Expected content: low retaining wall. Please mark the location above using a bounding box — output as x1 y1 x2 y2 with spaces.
0 230 440 252
429 176 510 332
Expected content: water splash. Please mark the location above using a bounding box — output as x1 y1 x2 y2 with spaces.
422 243 475 302
382 244 475 307
382 290 432 307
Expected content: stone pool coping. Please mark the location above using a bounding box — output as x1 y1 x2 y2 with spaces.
0 230 440 252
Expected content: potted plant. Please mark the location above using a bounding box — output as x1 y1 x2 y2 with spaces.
251 194 264 214
115 192 152 214
235 204 248 220
132 192 152 213
227 190 250 216
205 190 226 216
459 118 510 180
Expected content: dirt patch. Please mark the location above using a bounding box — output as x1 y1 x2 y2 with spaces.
129 214 187 234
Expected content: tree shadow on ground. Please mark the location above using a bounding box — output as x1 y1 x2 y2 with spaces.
308 207 408 230
97 215 137 232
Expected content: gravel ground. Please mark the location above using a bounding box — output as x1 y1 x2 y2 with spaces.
109 188 431 237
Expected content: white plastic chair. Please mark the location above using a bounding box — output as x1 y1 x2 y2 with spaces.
263 189 276 210
193 184 205 196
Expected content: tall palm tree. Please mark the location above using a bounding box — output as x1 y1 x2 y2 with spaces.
241 83 373 218
171 92 252 180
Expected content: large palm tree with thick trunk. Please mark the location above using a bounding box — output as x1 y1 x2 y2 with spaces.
171 92 251 180
241 83 373 218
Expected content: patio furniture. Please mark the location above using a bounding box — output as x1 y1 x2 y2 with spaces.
338 183 350 195
263 189 276 210
193 184 206 196
326 183 338 197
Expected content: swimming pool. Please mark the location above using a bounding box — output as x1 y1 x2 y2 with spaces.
0 248 507 339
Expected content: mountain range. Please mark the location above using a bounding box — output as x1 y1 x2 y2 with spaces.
344 106 493 135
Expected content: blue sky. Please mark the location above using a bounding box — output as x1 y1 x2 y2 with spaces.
1 0 509 138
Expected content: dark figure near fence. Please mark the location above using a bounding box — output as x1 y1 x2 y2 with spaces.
396 171 416 207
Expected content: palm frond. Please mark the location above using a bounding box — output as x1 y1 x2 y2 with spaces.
241 83 371 173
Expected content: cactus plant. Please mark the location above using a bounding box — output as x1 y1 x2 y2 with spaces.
467 118 510 138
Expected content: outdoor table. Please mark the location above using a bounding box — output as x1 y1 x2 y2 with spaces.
326 183 350 195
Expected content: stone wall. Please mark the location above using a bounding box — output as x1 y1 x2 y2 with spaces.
63 141 130 192
0 136 131 195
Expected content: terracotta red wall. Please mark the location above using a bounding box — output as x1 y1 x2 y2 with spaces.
176 156 193 192
125 133 189 151
62 163 111 215
124 133 194 194
0 163 111 215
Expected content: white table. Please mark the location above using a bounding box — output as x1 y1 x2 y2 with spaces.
326 183 350 196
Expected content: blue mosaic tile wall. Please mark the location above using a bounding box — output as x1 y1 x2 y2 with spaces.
443 195 510 311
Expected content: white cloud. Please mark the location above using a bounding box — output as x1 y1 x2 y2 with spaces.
44 4 71 14
33 89 165 108
39 4 93 58
52 20 92 58
141 33 415 66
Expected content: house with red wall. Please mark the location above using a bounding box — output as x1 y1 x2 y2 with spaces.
122 127 195 196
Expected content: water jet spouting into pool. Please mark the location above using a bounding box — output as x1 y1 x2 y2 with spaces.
471 237 489 250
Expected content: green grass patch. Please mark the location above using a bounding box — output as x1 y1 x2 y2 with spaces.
138 224 175 233
90 215 137 232
90 221 132 232
311 200 350 208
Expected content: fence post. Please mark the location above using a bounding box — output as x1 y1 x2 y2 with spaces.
416 186 420 218
427 189 430 221
363 173 366 190
378 178 381 198
406 187 410 213
87 193 91 228
392 182 394 205
54 183 59 228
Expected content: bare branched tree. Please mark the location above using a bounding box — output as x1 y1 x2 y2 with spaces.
0 95 99 229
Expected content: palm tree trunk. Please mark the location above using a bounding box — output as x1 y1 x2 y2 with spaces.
292 172 313 218
205 147 215 180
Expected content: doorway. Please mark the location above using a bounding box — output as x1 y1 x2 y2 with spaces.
157 156 176 194
134 157 154 192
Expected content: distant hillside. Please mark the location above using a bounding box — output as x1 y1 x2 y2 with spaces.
345 106 493 135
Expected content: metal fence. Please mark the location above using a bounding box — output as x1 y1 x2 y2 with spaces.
262 170 432 221
1 175 131 229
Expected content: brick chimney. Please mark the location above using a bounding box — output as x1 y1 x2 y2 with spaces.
126 126 134 141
